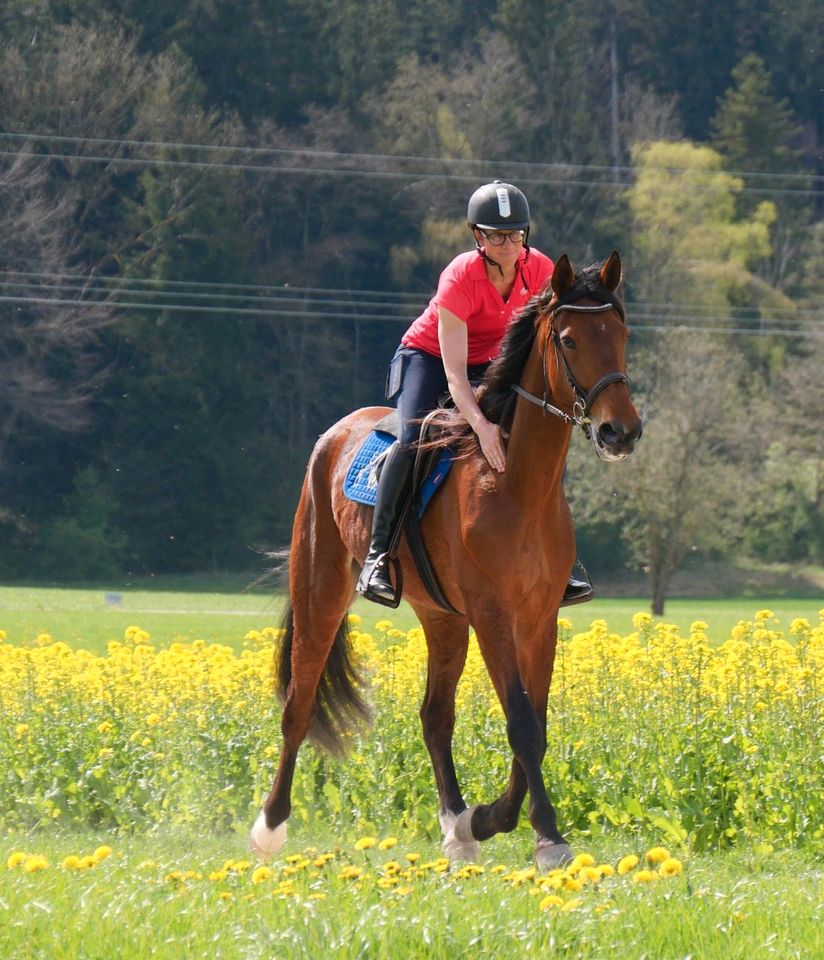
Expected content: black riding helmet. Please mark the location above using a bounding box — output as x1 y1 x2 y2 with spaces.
467 180 531 259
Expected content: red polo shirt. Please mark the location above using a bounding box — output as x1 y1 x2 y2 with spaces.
402 248 554 364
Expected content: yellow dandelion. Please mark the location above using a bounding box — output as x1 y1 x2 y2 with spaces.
632 869 659 885
395 886 413 896
378 837 398 851
23 855 48 873
77 856 96 870
645 846 670 865
15 724 29 738
560 898 583 912
7 852 29 869
355 836 376 851
61 856 82 871
658 857 683 878
578 866 601 885
563 876 583 892
145 714 161 726
540 894 564 910
218 892 234 901
374 620 394 632
568 853 595 874
346 614 362 627
0 629 6 640
251 866 273 884
92 845 113 863
617 855 639 875
405 853 420 863
597 864 615 878
307 892 326 901
339 865 363 880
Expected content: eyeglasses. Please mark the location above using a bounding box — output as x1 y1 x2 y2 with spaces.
479 229 526 246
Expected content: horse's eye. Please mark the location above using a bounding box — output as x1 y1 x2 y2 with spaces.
561 336 576 349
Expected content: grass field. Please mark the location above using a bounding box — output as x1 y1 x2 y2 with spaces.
2 581 823 958
1 580 821 654
3 830 823 959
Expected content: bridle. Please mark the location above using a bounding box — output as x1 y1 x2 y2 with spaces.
511 296 629 437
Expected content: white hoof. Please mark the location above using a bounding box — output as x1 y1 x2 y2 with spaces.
249 811 287 859
440 806 481 863
535 840 573 872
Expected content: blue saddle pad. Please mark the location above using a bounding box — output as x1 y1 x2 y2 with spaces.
343 431 453 516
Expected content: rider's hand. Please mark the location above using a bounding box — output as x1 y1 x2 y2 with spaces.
475 419 506 473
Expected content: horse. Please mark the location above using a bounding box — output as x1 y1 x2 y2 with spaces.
250 251 643 870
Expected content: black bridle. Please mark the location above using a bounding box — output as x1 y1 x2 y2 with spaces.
511 298 629 436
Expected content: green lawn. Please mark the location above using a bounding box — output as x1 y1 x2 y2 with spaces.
1 581 820 654
2 829 823 959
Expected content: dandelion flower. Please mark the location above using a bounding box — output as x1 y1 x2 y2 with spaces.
563 877 583 892
61 856 82 871
405 853 420 863
597 864 615 878
632 869 659 885
378 837 398 851
251 866 273 884
617 855 639 875
23 855 48 873
7 852 28 869
560 898 583 912
540 894 564 910
658 857 683 878
93 845 113 863
374 620 394 632
339 866 363 880
645 846 670 865
355 836 376 851
15 724 29 738
568 853 595 874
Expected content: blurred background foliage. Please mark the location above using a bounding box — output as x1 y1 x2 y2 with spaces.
0 0 821 610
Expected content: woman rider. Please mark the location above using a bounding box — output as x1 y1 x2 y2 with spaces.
356 180 592 607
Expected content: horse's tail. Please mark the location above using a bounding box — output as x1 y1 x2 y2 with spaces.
275 601 372 757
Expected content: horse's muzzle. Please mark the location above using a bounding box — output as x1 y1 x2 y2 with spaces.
591 416 643 461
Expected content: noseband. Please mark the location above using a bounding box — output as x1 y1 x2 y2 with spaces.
511 300 629 436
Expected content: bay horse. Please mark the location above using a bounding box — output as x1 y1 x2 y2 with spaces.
251 251 642 870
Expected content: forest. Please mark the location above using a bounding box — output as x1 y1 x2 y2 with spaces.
0 0 821 610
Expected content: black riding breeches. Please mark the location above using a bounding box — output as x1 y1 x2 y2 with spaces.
387 346 490 448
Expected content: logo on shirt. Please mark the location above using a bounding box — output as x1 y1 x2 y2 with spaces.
495 187 511 218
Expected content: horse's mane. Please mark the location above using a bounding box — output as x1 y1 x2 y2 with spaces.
422 260 609 452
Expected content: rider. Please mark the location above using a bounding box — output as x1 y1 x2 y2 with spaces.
356 180 593 607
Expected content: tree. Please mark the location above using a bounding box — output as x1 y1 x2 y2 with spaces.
569 333 760 614
626 140 777 320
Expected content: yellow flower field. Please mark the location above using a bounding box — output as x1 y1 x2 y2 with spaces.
1 611 822 850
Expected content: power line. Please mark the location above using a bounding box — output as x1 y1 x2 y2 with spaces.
1 292 819 338
2 146 821 199
0 269 821 319
1 130 820 185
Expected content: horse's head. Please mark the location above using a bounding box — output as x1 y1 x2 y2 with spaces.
540 251 642 462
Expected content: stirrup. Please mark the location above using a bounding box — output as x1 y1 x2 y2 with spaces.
356 554 403 608
560 560 593 607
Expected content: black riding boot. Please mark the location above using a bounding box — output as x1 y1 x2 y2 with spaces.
356 443 415 607
561 560 593 607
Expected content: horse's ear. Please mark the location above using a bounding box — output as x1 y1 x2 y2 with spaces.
599 250 622 291
551 253 575 296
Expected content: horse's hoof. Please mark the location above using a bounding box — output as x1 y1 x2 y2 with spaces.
535 840 573 872
440 805 481 863
249 812 287 860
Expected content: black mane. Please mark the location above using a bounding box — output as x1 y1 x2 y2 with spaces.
478 259 611 426
421 259 611 449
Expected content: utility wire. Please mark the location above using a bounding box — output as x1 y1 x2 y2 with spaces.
0 130 820 184
0 269 821 319
1 146 821 198
0 293 818 338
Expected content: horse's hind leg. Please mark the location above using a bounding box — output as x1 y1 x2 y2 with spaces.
251 477 367 857
414 606 478 861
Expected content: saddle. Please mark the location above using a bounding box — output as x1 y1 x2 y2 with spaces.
343 411 461 615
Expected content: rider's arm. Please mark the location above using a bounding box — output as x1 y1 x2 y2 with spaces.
438 306 505 473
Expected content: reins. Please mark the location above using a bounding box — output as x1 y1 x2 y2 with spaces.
511 301 629 436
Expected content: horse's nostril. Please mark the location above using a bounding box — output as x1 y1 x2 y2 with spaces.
598 422 620 446
598 420 643 446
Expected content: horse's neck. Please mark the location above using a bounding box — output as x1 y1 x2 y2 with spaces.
502 348 572 505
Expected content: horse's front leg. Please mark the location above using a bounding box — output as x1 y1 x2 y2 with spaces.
414 606 477 861
469 613 573 870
